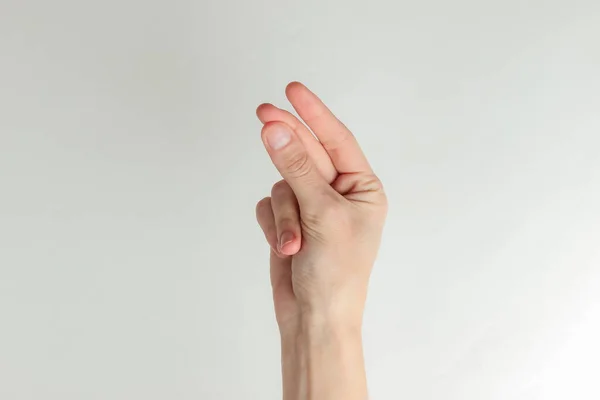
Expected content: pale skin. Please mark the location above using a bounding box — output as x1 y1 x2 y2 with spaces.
255 82 387 400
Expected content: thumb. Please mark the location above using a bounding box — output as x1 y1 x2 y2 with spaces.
261 121 331 207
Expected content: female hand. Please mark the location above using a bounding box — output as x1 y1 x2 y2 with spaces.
255 82 387 400
256 82 387 330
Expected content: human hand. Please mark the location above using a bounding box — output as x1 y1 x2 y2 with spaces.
255 82 387 332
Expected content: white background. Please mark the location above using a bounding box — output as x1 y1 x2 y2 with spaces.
1 1 599 399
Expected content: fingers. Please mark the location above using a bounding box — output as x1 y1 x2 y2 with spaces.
285 82 372 174
261 121 332 207
255 197 279 253
256 196 296 316
256 103 337 183
270 180 302 256
256 192 302 257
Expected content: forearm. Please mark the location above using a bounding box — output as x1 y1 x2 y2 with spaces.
280 315 368 400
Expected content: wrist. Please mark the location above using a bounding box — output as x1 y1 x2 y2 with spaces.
280 313 363 351
280 302 364 336
280 313 366 400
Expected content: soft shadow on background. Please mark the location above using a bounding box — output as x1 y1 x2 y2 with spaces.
1 1 599 399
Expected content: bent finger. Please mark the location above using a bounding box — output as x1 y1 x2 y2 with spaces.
270 180 302 256
255 197 279 254
261 121 333 208
257 103 337 183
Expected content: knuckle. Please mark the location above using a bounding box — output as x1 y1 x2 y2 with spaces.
322 129 353 151
271 180 290 198
255 197 271 216
285 152 311 178
278 216 298 229
353 173 384 193
364 175 388 209
365 175 385 192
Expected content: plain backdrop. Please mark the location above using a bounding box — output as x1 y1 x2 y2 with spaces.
1 1 599 399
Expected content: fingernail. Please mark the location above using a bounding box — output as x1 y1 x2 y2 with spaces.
279 231 295 250
266 125 292 150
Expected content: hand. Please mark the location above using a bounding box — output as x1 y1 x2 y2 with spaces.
255 82 387 400
255 82 387 332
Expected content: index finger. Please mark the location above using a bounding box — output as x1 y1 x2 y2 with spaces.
285 82 372 174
